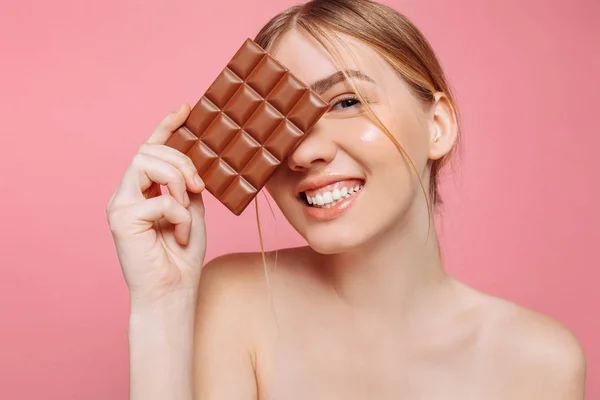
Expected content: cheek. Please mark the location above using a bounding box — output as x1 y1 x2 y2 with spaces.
357 110 430 172
341 112 431 215
337 115 408 171
359 120 379 142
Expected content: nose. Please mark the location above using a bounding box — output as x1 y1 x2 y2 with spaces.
287 121 337 172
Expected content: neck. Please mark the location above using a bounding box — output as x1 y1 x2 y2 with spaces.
314 203 453 321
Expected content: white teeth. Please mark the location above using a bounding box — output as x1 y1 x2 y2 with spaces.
305 185 363 208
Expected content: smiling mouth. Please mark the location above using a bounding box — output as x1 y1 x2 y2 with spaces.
301 182 364 208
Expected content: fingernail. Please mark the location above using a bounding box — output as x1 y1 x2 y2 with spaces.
193 173 204 188
172 104 181 113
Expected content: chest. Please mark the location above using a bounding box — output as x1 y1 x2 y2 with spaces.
255 324 517 400
259 335 506 400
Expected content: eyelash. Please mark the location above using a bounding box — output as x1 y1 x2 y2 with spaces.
330 94 362 111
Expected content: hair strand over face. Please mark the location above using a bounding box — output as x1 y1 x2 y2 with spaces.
252 0 461 270
255 0 461 213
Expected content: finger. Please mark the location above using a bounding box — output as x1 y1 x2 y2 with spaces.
116 153 190 207
186 191 206 244
146 103 191 145
138 143 205 193
187 191 205 220
134 194 192 246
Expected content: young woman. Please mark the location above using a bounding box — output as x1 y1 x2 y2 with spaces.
106 0 586 398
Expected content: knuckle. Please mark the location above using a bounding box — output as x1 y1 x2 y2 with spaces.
165 146 192 171
167 169 185 186
106 206 125 233
161 193 176 208
176 161 199 184
106 191 116 213
138 142 152 154
158 144 192 167
171 154 187 170
131 153 146 167
105 198 114 217
106 190 125 219
181 211 192 223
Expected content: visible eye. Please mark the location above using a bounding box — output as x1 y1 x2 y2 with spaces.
331 95 362 111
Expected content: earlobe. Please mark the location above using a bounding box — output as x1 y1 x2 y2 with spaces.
428 92 457 161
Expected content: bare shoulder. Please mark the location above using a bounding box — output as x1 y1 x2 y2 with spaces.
485 297 586 370
192 249 299 399
197 247 305 318
472 288 587 398
200 250 268 293
200 246 311 290
197 250 278 314
200 246 302 288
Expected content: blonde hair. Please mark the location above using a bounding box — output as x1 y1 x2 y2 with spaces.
252 0 461 292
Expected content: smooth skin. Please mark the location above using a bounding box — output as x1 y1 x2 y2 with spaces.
107 28 586 400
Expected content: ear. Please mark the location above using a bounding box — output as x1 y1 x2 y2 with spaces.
428 92 458 160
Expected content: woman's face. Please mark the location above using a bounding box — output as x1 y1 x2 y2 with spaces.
264 28 455 254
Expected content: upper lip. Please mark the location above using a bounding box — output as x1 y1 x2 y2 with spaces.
295 174 365 196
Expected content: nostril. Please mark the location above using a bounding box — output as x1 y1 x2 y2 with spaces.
288 162 305 172
288 158 328 172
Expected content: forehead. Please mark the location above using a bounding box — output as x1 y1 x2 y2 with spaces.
268 28 389 87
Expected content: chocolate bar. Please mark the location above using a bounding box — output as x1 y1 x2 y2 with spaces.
165 38 330 215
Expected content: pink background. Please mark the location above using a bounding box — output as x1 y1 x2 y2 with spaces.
1 0 598 398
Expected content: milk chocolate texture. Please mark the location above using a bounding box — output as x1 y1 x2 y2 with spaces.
165 38 330 215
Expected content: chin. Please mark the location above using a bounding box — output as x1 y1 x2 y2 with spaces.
301 225 372 255
305 238 360 255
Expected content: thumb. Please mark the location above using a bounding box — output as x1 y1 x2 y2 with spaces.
146 103 191 145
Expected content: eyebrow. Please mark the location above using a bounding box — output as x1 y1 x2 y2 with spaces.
309 69 375 95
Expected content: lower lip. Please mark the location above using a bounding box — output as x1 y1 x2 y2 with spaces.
303 189 363 221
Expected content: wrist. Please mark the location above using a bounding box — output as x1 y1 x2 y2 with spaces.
127 290 196 400
129 289 197 328
130 285 197 311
